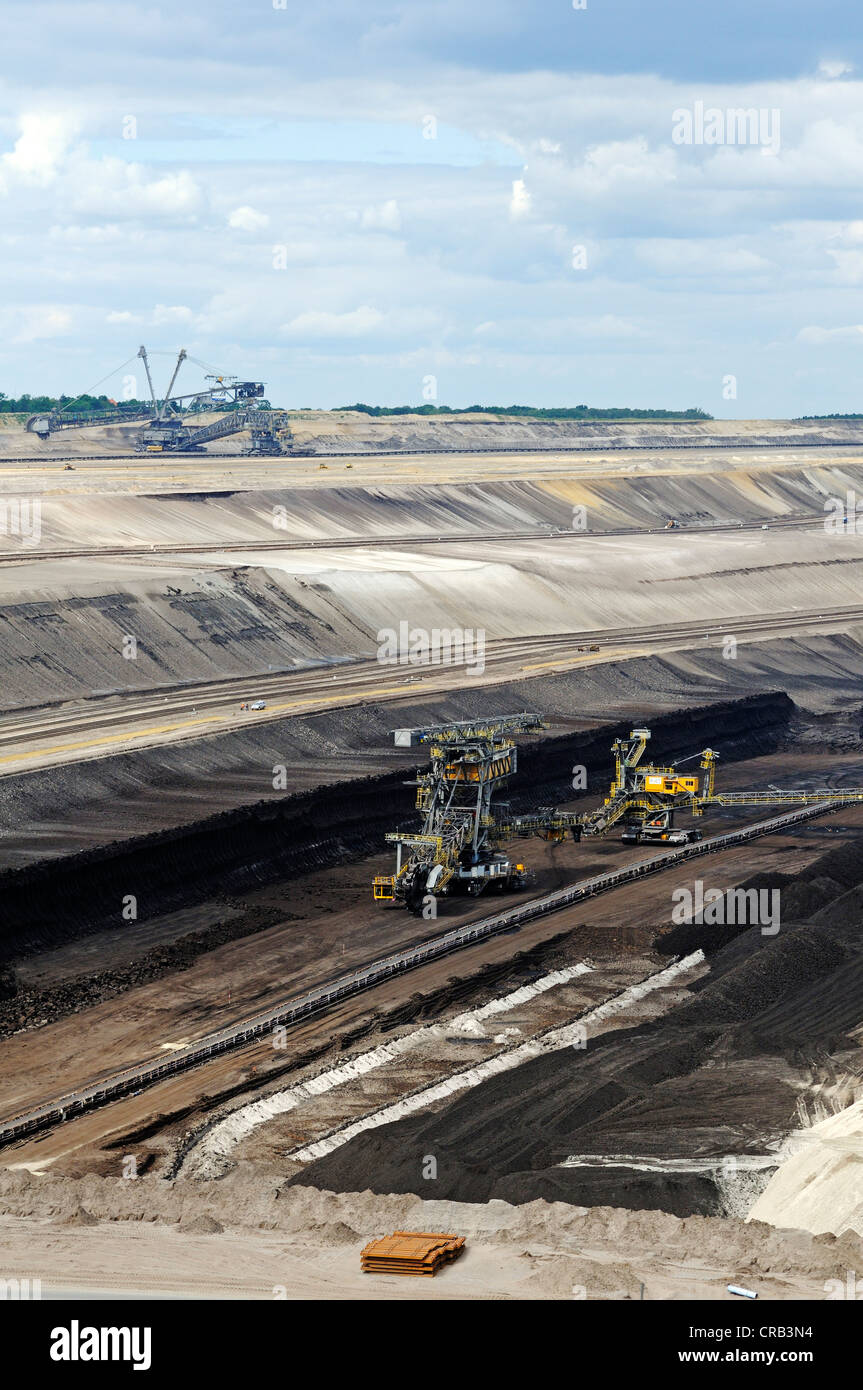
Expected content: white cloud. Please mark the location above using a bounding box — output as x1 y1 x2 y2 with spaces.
228 205 269 231
65 161 203 218
152 304 195 325
0 305 74 342
0 115 204 219
563 136 677 198
826 248 863 282
282 306 385 338
577 314 647 339
818 60 854 80
510 177 531 217
1 112 75 185
49 223 123 243
636 239 770 276
796 324 863 344
5 52 863 411
360 198 401 231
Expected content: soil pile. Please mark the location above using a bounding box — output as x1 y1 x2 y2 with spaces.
291 837 863 1216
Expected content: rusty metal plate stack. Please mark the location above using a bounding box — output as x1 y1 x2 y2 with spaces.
360 1231 465 1277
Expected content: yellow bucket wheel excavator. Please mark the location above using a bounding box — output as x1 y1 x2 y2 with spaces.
373 717 863 911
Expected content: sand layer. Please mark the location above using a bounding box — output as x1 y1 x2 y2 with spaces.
0 1172 859 1300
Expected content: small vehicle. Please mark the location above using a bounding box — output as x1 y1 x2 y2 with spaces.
621 825 703 846
249 700 267 710
506 862 532 890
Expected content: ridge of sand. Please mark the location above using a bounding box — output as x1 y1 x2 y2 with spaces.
748 1098 863 1237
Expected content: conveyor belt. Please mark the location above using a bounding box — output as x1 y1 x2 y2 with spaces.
0 797 851 1149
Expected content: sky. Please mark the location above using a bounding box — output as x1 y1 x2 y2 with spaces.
1 1 863 416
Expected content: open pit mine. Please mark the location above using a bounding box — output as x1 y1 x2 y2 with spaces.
2 403 863 1303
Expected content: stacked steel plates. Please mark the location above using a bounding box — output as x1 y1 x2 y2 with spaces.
361 1231 465 1277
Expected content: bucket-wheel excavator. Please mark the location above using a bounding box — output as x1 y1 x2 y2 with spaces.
373 715 863 910
26 345 293 456
372 713 542 911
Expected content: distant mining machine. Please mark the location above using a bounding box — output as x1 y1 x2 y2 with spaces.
133 346 274 454
374 717 863 910
27 345 291 456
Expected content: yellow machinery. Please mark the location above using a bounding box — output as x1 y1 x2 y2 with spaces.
578 729 863 845
374 718 863 907
561 728 710 841
643 773 699 795
374 714 543 911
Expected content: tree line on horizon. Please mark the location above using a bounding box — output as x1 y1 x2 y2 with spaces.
335 403 714 419
0 393 268 415
0 392 153 414
1 391 713 421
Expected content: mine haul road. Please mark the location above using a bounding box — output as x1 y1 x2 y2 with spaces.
3 441 863 498
0 604 859 776
0 508 827 566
